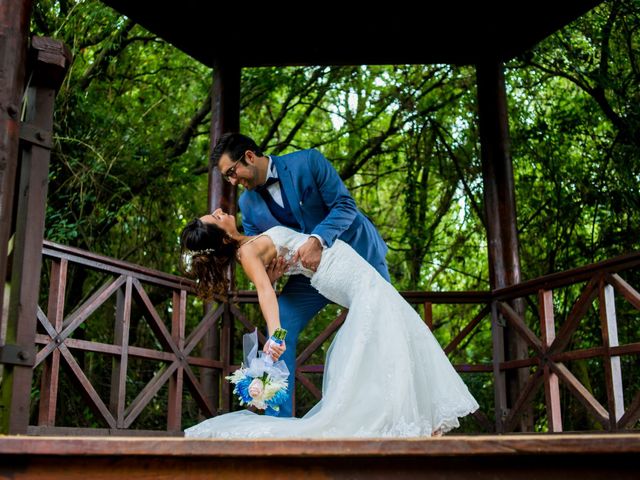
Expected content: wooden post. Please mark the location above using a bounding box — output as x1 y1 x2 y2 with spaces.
37 258 67 426
201 59 241 413
0 37 71 434
110 277 132 428
477 59 530 432
423 302 433 330
598 281 624 428
168 289 186 431
0 0 33 338
539 289 562 432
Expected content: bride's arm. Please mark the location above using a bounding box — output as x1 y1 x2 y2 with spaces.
238 250 281 337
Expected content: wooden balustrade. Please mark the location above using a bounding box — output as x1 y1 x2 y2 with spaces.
26 242 640 435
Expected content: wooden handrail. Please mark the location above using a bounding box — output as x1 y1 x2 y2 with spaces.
493 250 640 300
42 240 195 291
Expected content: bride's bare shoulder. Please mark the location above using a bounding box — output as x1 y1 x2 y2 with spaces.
236 235 276 263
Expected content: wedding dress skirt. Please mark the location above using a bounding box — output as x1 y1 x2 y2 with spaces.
185 227 479 438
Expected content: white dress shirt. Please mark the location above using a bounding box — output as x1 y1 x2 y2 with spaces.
263 156 325 247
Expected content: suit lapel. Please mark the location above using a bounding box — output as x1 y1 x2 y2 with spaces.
272 155 305 229
247 191 275 224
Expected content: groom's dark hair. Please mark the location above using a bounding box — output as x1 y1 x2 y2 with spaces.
210 132 264 166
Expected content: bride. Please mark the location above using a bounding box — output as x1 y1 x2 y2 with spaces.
180 208 479 438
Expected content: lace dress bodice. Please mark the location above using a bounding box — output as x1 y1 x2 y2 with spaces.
262 226 375 308
259 227 316 278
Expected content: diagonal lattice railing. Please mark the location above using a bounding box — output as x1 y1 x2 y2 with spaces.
491 253 640 433
29 240 640 434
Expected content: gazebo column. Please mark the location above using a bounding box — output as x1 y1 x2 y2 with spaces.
0 36 71 434
477 59 532 432
0 0 32 336
202 59 240 414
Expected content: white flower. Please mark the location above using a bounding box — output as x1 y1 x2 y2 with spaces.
248 378 264 399
263 377 287 400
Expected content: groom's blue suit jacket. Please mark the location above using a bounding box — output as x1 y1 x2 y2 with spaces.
239 149 388 277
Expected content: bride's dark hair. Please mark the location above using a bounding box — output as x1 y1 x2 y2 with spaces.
180 218 239 300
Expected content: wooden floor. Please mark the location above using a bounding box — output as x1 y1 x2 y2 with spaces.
0 433 639 479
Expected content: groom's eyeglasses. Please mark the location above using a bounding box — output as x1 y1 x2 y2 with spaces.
221 153 245 182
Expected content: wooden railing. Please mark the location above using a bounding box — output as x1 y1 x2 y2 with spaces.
28 241 640 435
490 252 640 433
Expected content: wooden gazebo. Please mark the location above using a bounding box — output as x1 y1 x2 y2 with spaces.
1 1 639 478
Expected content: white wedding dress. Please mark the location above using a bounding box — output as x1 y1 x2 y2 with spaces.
185 226 479 438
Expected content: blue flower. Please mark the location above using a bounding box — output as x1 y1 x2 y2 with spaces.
234 376 254 405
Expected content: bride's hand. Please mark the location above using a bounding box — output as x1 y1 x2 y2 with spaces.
264 338 286 362
293 237 322 272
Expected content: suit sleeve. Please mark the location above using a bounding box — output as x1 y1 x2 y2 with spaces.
308 149 358 248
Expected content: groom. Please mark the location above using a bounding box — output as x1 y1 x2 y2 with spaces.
211 132 390 417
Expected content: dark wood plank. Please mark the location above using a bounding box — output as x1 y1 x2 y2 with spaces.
220 305 232 412
182 363 215 418
504 370 544 432
124 362 179 429
132 278 182 358
617 389 640 429
549 276 599 355
423 302 433 329
490 302 507 433
110 277 132 428
168 289 187 431
295 371 322 400
549 362 609 429
58 344 117 428
1 433 639 456
497 301 542 353
297 310 347 365
444 305 489 354
184 303 223 353
38 258 67 426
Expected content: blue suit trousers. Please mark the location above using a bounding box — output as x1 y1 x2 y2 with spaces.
273 275 330 417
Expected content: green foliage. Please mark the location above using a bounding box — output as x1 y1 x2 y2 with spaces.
29 0 640 432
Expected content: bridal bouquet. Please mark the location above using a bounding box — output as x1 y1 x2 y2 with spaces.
226 329 289 415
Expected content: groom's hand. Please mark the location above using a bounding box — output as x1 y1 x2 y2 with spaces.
294 237 322 272
266 256 289 285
